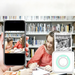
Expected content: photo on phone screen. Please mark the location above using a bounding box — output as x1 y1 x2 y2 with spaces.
4 20 26 65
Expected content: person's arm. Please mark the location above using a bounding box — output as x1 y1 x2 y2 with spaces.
13 41 19 49
26 45 44 69
5 41 7 50
0 32 29 75
10 66 24 71
44 65 52 72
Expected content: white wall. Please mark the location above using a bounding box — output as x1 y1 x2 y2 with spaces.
0 0 75 16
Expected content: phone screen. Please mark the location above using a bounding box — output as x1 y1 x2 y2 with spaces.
4 20 26 65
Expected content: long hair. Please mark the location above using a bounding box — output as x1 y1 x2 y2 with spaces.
20 35 25 48
7 37 13 43
44 31 59 50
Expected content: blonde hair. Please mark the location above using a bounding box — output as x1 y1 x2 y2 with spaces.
44 31 59 50
19 35 25 48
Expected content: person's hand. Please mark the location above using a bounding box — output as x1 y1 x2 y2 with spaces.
6 48 12 51
44 65 52 72
0 32 29 74
3 69 32 75
14 47 17 50
29 63 39 70
25 36 29 56
20 69 32 75
0 32 10 75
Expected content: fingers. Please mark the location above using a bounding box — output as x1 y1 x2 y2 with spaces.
0 32 3 44
37 65 39 67
22 69 32 75
27 69 32 75
26 36 29 47
25 52 29 56
45 65 52 72
2 66 11 72
28 69 32 73
26 41 29 47
26 36 29 41
25 47 28 52
30 63 38 70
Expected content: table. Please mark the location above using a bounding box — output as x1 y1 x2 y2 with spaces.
5 49 24 53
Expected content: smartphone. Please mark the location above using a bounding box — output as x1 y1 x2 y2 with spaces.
4 20 26 65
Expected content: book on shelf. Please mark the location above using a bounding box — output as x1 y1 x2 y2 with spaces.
37 23 40 32
9 16 12 19
35 24 37 32
31 49 35 57
29 36 46 46
29 37 33 45
33 36 35 46
13 16 16 19
44 23 46 32
63 25 65 32
67 16 73 20
40 23 43 32
30 48 37 58
46 24 50 32
56 23 73 33
33 23 35 32
52 25 56 31
13 38 15 41
51 16 67 20
28 23 31 32
66 24 69 32
56 24 60 31
47 16 51 20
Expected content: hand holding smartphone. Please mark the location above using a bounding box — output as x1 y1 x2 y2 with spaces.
4 20 26 65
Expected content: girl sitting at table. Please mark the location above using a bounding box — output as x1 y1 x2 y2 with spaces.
26 31 59 72
13 35 25 49
5 37 13 52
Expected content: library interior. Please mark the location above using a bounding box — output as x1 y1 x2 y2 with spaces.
0 16 75 75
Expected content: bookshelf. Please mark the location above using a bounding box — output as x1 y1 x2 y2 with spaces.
5 31 25 45
0 16 75 66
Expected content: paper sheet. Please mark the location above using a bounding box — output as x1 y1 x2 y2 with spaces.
14 49 22 53
32 68 50 75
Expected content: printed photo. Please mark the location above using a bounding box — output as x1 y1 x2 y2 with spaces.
54 33 72 51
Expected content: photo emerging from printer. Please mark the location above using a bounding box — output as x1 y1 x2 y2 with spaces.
54 33 72 51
